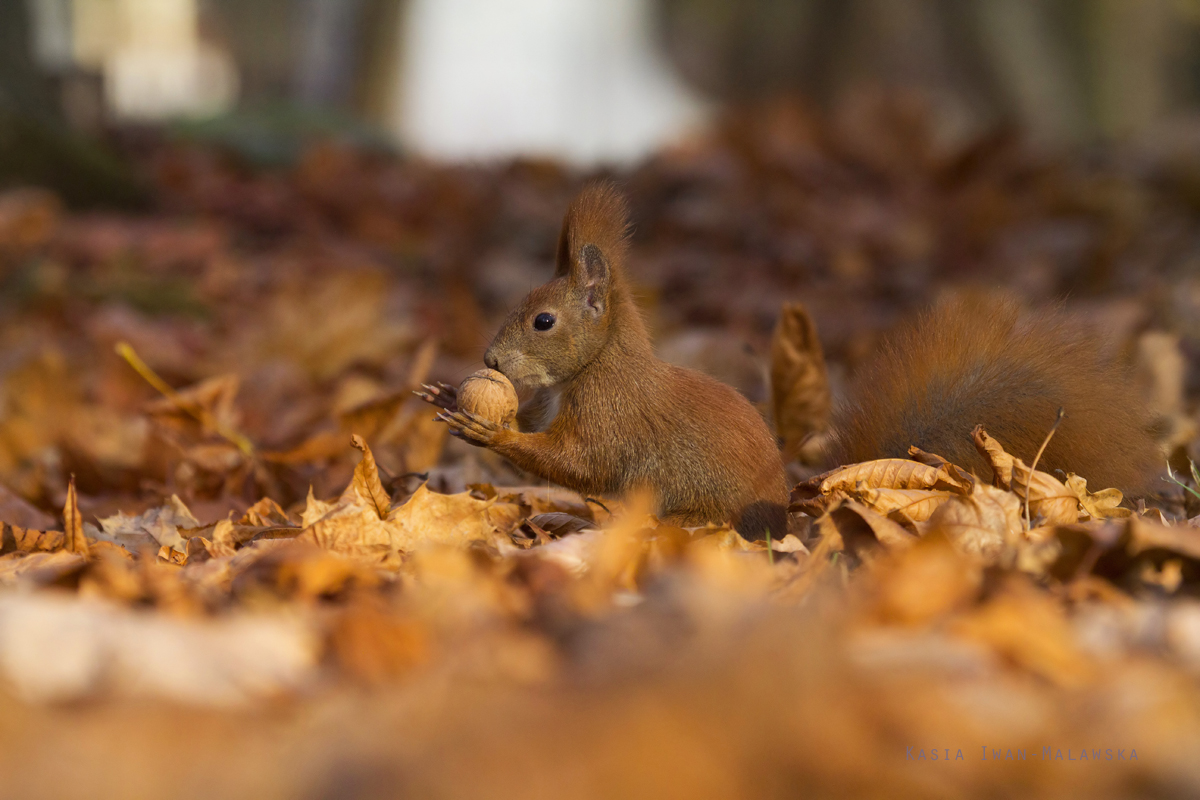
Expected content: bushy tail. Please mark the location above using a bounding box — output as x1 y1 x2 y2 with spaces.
832 296 1160 493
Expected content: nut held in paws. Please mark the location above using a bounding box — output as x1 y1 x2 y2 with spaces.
458 369 518 425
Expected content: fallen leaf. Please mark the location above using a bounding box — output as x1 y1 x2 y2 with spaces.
63 477 88 556
89 495 201 554
828 500 919 555
791 458 970 515
972 426 1079 525
346 435 391 518
1065 474 1131 520
771 303 831 462
951 576 1095 687
927 483 1024 562
848 485 957 523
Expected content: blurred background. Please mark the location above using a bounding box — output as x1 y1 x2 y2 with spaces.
1 0 1199 518
9 0 1200 194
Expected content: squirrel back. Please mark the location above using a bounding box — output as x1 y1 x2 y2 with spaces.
833 296 1160 493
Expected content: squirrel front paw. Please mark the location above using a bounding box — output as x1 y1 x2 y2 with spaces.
414 382 459 412
435 409 506 447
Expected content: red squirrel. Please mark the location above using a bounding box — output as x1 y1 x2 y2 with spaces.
420 183 789 537
421 183 1159 535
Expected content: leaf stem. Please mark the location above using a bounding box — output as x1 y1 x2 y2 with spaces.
1024 407 1065 531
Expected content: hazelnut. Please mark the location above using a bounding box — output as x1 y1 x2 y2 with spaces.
458 369 518 425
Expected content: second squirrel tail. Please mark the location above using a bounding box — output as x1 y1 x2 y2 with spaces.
832 295 1160 493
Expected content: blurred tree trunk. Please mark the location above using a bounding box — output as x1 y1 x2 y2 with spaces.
658 0 1195 146
0 0 145 208
1088 0 1174 138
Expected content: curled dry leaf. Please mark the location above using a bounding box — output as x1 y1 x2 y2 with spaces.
528 513 594 538
346 435 391 519
848 485 957 524
770 303 831 462
791 458 970 515
907 446 976 489
828 500 919 556
972 426 1080 526
63 477 88 556
238 497 298 528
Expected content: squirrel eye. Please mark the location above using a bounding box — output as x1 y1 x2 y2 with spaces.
533 313 556 331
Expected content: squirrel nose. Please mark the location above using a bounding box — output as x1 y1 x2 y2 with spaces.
484 351 499 371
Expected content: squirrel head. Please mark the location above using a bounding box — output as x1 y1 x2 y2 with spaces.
484 183 633 390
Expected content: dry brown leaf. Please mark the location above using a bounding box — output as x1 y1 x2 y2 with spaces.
950 576 1095 687
298 502 396 561
498 486 596 519
829 500 919 553
972 426 1080 525
326 598 430 682
345 435 391 519
63 477 88 556
1 524 65 554
868 534 983 625
1126 515 1200 561
299 482 504 560
791 458 970 515
205 519 237 558
906 446 976 489
386 484 504 551
1064 474 1131 520
927 483 1023 562
234 540 384 600
0 550 86 585
145 373 243 436
88 496 201 554
527 513 593 538
770 303 831 462
238 498 298 528
848 485 957 523
1140 559 1184 593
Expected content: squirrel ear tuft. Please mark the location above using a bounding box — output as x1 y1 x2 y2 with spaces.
553 181 630 281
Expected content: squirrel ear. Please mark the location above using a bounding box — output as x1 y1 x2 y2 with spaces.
577 244 610 316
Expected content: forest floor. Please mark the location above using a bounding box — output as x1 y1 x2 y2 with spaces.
0 95 1199 799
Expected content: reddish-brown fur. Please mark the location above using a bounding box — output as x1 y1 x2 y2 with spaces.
833 295 1160 492
428 183 789 537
